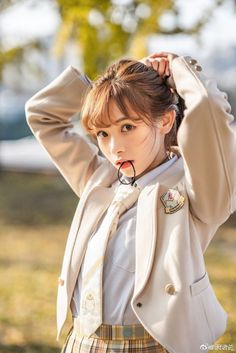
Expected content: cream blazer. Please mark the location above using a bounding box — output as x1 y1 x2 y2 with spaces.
25 56 236 353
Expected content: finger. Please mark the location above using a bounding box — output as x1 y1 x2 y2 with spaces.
165 61 170 76
146 58 152 67
149 53 178 65
151 59 159 71
158 59 167 76
149 52 169 58
140 57 151 66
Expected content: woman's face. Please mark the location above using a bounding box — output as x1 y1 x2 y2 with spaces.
94 100 169 179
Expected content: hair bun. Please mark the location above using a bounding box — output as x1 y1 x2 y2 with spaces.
173 93 179 104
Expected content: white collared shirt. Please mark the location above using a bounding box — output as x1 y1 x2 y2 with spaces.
71 155 178 324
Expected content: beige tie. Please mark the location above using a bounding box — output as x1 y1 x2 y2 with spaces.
78 182 140 336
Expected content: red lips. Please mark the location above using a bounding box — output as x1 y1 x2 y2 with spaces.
115 159 134 166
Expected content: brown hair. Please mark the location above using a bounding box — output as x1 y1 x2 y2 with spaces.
81 59 185 151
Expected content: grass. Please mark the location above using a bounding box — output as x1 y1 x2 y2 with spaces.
0 171 235 353
0 224 69 353
0 171 76 352
204 227 236 350
0 171 78 226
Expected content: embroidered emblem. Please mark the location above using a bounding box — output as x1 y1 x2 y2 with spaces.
82 292 96 313
160 188 185 214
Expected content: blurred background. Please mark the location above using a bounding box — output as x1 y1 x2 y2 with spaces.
0 0 236 352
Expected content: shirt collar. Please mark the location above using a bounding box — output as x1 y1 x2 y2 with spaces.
120 155 178 190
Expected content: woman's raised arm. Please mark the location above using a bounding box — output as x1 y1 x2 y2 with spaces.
143 52 236 225
25 66 105 198
173 56 236 224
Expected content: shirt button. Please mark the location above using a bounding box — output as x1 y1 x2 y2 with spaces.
165 284 176 295
136 302 142 307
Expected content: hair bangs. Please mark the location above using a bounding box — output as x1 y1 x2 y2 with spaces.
113 85 152 126
84 84 154 138
81 83 114 135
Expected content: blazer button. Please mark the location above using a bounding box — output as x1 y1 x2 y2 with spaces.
58 277 64 286
165 284 176 295
194 64 202 72
136 302 142 307
189 58 197 65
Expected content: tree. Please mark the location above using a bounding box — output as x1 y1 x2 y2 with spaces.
0 0 235 79
54 0 173 78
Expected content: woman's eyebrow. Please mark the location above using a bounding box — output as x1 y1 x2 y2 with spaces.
113 116 142 124
94 116 142 131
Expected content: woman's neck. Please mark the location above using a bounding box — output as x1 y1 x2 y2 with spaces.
135 152 171 180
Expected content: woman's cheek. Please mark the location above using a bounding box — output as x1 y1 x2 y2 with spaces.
137 131 151 147
98 141 108 158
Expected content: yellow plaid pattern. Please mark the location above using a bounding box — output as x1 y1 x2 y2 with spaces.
61 322 170 353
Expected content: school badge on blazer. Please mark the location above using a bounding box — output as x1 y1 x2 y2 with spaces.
160 188 185 214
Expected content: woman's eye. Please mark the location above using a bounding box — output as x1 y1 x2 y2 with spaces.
96 131 107 138
122 124 135 132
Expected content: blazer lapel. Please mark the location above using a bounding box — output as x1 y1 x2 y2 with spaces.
134 183 159 296
68 185 116 297
134 156 184 297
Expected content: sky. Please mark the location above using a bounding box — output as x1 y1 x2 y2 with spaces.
0 0 60 49
151 0 236 57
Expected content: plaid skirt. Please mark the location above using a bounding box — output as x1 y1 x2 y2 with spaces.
61 319 170 353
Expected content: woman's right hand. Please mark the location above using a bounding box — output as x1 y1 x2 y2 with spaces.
140 51 178 78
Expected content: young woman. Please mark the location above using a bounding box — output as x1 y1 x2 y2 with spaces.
25 51 236 353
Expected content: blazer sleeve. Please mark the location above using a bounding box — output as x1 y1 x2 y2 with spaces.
171 56 236 225
25 65 105 198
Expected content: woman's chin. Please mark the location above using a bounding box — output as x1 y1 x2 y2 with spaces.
122 168 142 178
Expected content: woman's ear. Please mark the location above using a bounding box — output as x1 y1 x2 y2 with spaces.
159 110 176 135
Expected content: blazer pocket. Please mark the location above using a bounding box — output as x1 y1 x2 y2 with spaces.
190 272 228 343
190 271 210 296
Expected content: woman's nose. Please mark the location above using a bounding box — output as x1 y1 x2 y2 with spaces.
110 136 125 155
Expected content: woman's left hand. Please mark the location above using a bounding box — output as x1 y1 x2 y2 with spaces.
140 51 178 78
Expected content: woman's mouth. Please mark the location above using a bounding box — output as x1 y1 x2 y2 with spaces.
121 162 132 169
117 160 134 169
